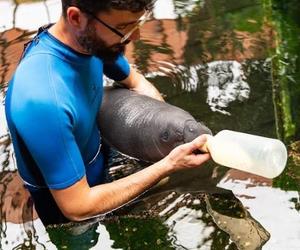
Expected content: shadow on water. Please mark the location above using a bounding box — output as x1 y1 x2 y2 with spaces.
0 0 299 249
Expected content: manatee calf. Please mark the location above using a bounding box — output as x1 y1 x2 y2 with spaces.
98 87 212 162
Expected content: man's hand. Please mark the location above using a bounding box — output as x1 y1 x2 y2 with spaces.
120 65 164 101
161 134 211 172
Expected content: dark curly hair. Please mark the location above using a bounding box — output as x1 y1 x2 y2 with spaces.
62 0 156 16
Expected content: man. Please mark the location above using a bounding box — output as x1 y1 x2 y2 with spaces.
5 0 210 226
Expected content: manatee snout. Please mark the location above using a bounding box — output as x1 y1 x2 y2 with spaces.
183 120 212 143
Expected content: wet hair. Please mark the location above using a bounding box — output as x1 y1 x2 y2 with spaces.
61 0 155 16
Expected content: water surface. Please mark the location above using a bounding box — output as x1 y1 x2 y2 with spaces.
0 0 299 249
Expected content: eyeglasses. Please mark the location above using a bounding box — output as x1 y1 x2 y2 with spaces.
85 10 152 44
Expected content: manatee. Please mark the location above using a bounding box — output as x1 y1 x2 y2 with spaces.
97 87 212 162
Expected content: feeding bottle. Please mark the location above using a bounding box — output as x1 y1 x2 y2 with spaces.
202 130 288 178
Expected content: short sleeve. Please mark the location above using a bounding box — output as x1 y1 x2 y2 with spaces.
13 95 85 190
103 54 130 81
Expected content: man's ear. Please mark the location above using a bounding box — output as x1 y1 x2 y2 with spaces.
66 6 88 30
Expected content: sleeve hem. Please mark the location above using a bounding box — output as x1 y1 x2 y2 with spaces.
47 173 85 190
103 54 130 81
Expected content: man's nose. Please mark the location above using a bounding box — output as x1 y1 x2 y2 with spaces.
129 28 140 41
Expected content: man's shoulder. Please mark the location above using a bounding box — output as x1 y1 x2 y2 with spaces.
9 54 70 112
12 53 57 92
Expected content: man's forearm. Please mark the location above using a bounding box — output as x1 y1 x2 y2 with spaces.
66 158 173 221
121 66 164 101
51 136 210 222
88 159 171 216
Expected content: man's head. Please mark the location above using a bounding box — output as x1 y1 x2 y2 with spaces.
61 0 155 61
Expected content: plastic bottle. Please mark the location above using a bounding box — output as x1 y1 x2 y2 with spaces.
202 130 288 178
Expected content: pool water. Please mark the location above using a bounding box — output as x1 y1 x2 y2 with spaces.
0 0 299 249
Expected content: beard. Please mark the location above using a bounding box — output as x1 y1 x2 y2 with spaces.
77 22 129 62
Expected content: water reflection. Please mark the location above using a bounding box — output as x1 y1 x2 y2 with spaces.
218 172 300 249
95 157 269 249
94 188 269 249
0 0 300 249
0 28 34 88
205 61 250 115
146 60 251 115
0 0 60 32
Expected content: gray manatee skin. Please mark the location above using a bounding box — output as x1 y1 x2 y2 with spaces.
97 87 212 162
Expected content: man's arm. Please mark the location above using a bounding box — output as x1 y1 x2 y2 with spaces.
50 135 210 221
120 65 164 101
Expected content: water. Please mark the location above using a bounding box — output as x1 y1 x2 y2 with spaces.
0 0 299 249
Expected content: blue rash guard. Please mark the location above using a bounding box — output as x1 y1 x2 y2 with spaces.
5 26 130 225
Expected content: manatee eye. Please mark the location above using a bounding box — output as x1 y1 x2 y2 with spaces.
160 131 169 142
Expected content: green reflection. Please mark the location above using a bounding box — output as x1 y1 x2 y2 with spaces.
183 0 266 65
268 0 300 143
105 217 173 250
263 0 300 191
47 223 99 250
133 40 173 74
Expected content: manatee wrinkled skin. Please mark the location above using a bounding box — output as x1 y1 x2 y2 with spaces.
98 87 212 162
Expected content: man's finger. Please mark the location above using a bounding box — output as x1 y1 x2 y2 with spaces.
186 134 210 153
186 152 211 166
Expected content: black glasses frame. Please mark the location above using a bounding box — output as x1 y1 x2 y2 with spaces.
79 5 154 43
84 10 125 39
